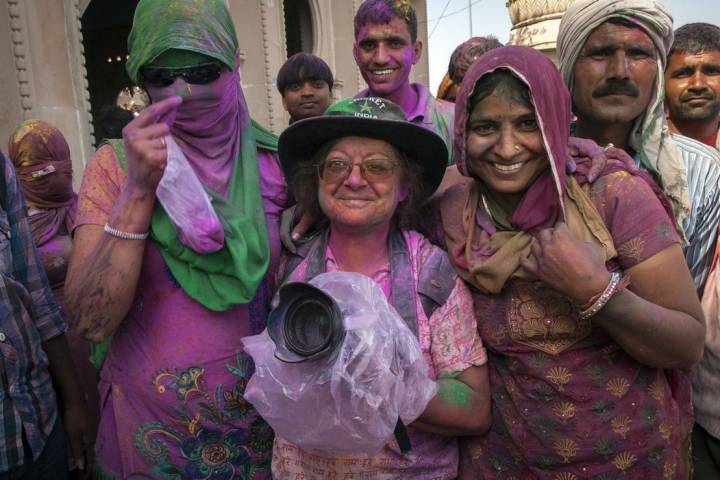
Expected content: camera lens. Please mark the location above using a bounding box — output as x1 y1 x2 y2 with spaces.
284 298 334 357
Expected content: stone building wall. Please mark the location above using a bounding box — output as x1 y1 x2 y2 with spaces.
1 0 94 189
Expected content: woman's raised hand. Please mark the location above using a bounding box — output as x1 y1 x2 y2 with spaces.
519 222 611 306
121 96 182 192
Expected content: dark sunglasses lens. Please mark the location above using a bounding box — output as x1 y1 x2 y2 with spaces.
183 63 222 84
141 63 222 87
141 67 174 87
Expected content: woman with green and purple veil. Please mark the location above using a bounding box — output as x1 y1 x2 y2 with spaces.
64 1 287 478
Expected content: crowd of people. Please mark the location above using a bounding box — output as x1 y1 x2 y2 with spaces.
1 0 719 478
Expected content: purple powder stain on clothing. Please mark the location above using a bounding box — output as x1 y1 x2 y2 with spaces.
39 237 64 254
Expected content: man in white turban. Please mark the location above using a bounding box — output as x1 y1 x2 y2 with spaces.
558 0 720 293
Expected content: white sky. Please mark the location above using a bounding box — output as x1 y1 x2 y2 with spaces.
425 0 720 94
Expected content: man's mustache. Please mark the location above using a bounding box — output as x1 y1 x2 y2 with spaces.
592 80 640 98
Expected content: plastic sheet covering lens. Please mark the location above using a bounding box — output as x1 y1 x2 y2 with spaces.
242 271 437 454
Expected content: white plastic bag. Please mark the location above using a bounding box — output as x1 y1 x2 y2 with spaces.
156 135 224 253
242 272 437 455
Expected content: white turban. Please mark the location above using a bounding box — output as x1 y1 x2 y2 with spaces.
557 0 690 226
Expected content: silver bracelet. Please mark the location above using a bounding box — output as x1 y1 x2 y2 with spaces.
103 223 149 240
579 272 622 320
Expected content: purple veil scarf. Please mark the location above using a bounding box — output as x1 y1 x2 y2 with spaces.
117 0 271 311
144 69 243 197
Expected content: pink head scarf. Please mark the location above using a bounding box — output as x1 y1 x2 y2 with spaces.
454 45 571 232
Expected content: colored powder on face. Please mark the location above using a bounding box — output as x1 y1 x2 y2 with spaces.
363 1 395 25
354 17 417 105
355 0 413 40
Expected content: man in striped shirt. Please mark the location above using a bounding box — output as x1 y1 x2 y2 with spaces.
0 153 92 479
666 22 720 480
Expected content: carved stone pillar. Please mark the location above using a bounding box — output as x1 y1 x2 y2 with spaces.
507 0 574 62
0 0 94 187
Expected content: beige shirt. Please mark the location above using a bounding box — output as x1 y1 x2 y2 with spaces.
697 245 720 439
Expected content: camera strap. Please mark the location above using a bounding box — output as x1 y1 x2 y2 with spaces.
393 418 412 454
300 228 420 333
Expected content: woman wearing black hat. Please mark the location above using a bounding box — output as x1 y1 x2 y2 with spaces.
271 97 491 479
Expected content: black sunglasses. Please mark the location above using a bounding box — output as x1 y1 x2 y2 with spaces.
140 61 223 87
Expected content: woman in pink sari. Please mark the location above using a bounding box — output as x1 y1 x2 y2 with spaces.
440 46 704 478
64 1 287 477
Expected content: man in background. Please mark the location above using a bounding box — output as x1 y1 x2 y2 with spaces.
353 0 455 164
277 52 334 125
665 23 720 150
437 35 503 102
665 21 720 480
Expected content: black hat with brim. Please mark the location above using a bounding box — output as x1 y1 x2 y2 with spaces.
278 97 448 197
